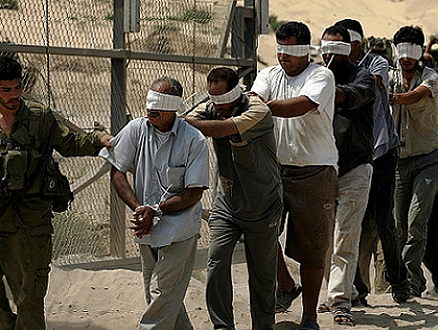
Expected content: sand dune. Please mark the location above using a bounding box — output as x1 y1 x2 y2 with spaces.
258 0 438 68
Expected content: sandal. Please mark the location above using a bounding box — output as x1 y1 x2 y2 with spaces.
275 285 303 313
299 318 320 330
317 302 330 313
333 308 354 326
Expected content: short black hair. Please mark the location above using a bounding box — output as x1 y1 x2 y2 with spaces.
322 25 351 43
152 77 183 97
207 67 239 92
0 55 22 81
393 25 424 46
276 21 311 45
334 18 364 38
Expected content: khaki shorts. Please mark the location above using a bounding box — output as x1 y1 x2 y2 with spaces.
280 165 338 268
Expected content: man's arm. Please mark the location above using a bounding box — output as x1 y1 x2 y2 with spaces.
375 75 383 87
266 96 318 118
248 90 318 118
110 166 140 211
53 117 113 156
185 116 238 137
423 36 437 62
368 55 389 89
110 166 153 238
336 69 376 110
132 187 204 238
389 86 431 105
158 187 204 214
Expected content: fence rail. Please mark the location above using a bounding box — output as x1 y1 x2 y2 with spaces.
0 0 258 268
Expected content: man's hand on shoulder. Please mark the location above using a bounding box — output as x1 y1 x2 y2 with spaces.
100 134 114 151
184 115 198 127
246 91 267 103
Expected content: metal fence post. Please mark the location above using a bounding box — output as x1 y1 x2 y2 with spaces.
110 0 127 258
232 0 257 88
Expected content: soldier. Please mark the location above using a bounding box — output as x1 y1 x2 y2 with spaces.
0 55 112 330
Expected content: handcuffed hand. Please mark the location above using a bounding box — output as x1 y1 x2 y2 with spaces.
130 205 155 238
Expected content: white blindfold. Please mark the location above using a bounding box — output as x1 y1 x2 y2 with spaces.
208 84 243 105
146 90 184 111
321 40 352 56
276 43 310 57
396 43 422 60
348 29 362 43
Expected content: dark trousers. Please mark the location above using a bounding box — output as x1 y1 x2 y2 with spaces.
355 148 407 294
0 228 52 330
206 207 280 330
424 193 438 288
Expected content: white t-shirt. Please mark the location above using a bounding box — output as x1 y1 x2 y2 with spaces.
251 63 338 168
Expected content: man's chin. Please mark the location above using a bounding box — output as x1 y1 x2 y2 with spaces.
5 100 20 111
402 65 416 73
7 105 19 111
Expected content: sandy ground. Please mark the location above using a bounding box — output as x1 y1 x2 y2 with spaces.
9 0 438 329
43 258 438 330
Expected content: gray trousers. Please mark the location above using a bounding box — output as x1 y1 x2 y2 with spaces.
206 207 280 330
139 235 197 330
395 148 438 292
327 163 373 310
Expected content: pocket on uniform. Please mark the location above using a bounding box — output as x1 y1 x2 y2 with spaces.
28 233 52 270
167 166 185 192
34 266 51 298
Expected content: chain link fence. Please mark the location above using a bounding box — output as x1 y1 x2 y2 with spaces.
0 0 256 267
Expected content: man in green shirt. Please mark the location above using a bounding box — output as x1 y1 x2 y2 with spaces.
0 55 112 330
186 67 282 330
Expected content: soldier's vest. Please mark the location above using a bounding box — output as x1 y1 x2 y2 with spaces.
0 101 50 192
0 101 73 212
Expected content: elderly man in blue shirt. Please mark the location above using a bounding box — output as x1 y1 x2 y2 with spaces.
100 77 209 330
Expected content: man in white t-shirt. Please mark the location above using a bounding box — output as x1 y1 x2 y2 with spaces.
250 21 338 330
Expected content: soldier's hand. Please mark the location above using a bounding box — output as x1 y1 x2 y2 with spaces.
100 134 114 151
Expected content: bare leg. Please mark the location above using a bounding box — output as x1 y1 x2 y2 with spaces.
301 265 324 322
277 243 295 291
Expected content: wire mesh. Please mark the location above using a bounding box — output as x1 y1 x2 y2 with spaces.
0 0 250 266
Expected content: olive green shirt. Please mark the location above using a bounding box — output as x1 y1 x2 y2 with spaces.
0 99 106 233
190 95 282 220
389 65 438 158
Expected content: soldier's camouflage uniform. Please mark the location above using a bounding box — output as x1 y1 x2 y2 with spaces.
0 99 106 330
